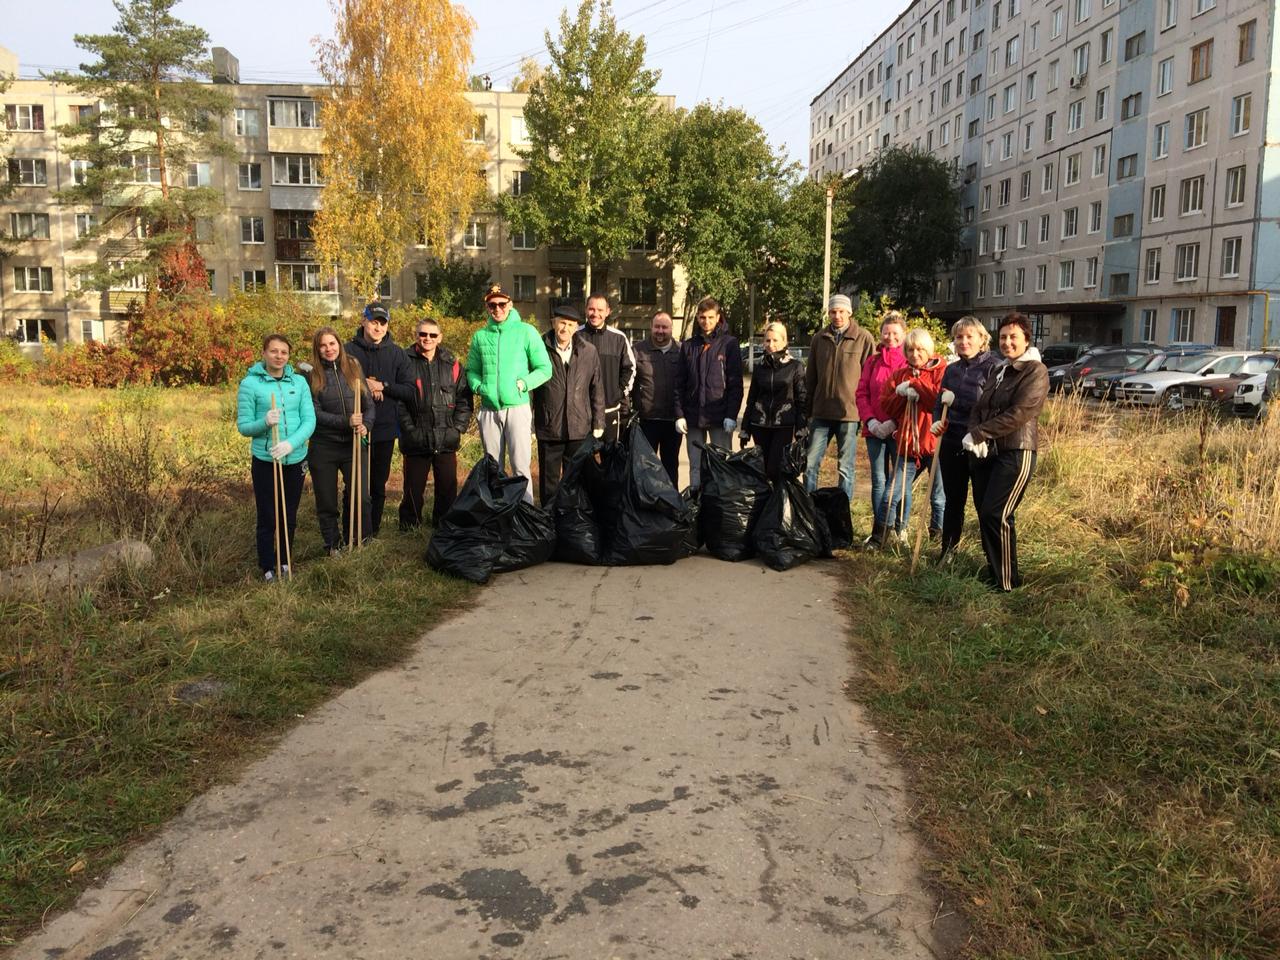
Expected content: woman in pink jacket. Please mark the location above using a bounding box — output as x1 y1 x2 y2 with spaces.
854 311 907 544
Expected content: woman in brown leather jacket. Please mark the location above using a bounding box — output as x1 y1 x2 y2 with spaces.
964 313 1049 591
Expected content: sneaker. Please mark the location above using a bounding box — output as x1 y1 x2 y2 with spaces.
326 546 341 558
936 546 955 567
263 570 275 583
280 564 292 580
896 529 910 547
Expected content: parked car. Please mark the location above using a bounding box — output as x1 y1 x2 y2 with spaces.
1114 351 1252 408
1175 354 1280 414
1080 351 1164 400
1065 349 1157 397
1047 343 1164 393
1041 342 1096 368
1231 375 1270 420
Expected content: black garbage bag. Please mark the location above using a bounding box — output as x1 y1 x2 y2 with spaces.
494 500 557 573
426 456 528 583
699 444 771 562
602 425 692 566
553 439 607 565
679 486 703 558
811 487 853 550
753 479 834 571
779 434 809 480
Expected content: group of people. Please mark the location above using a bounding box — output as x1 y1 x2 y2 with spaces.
236 284 1048 592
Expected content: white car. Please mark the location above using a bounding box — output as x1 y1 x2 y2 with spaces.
1114 352 1252 408
1232 375 1269 419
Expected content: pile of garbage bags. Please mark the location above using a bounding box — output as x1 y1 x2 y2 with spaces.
426 424 851 582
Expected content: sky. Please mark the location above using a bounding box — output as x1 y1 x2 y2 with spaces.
3 0 898 168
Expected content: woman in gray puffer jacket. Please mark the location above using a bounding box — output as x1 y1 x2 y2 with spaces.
308 326 374 553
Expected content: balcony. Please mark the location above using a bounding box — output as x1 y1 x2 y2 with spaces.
269 184 322 211
546 245 586 270
267 125 324 155
274 237 316 261
294 291 341 315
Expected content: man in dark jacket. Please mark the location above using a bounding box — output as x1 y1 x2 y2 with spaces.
533 304 604 506
346 303 414 536
578 294 635 443
398 317 473 529
630 311 681 483
803 293 875 500
674 296 743 488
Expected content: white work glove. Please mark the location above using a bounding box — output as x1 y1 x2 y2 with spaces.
723 419 736 432
592 428 604 439
940 389 956 406
961 432 976 453
866 418 882 436
675 418 688 435
269 440 293 461
265 408 281 426
895 381 920 401
878 419 896 439
973 441 989 458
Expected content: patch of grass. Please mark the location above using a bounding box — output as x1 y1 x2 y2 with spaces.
0 386 481 944
839 397 1280 958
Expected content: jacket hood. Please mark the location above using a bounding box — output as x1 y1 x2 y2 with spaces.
915 355 946 371
874 344 905 365
1013 346 1042 365
248 360 296 379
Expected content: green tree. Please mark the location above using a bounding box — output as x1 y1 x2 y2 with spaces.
836 146 961 306
412 256 491 323
0 71 14 257
314 0 485 303
50 0 232 301
651 103 789 321
500 0 660 296
510 58 544 93
754 174 850 335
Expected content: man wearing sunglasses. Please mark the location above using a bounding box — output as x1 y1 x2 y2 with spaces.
465 284 553 503
398 318 473 529
346 302 413 536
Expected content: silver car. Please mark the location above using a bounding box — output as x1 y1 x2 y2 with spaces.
1114 352 1251 408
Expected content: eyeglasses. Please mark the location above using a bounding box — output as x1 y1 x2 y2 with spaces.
486 301 511 311
418 332 441 339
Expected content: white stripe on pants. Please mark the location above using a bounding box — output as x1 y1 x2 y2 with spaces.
477 404 535 504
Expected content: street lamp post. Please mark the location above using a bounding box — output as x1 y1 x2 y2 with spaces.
822 184 835 312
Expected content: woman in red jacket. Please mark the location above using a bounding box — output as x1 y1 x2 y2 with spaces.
874 328 946 545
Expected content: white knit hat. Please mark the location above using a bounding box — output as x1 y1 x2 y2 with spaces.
828 294 852 311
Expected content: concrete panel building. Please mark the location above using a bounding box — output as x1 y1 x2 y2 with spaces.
0 46 680 351
810 0 1280 348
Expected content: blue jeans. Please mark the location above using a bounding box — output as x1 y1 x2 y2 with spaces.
878 450 935 533
804 419 859 501
930 456 945 531
865 435 891 523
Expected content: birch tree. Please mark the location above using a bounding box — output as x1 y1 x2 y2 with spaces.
314 0 485 303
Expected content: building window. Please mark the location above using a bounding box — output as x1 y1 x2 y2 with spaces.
123 153 162 184
70 159 91 185
1140 308 1157 341
1221 237 1242 278
1096 87 1110 121
512 274 536 301
1145 248 1162 284
13 266 54 292
1184 108 1208 150
1015 268 1025 295
978 230 990 256
1039 214 1051 243
8 212 50 239
1089 201 1102 233
1157 58 1174 97
1051 7 1064 39
1238 20 1257 64
1067 99 1083 132
1179 175 1205 215
1153 122 1169 159
1025 71 1037 101
277 262 330 293
1044 111 1055 142
268 98 321 128
981 184 991 211
1017 219 1029 247
1062 207 1079 238
1100 30 1113 64
1084 257 1098 288
1117 154 1137 180
1124 32 1145 61
1193 0 1215 15
1035 264 1048 292
16 318 57 343
621 277 658 305
240 216 265 244
994 270 1006 297
272 155 323 186
1109 272 1129 296
1175 243 1200 281
1059 260 1075 290
186 161 211 188
1042 162 1056 192
510 225 537 250
1225 165 1246 207
1072 43 1090 77
510 115 529 144
1092 144 1107 177
1120 93 1142 121
1020 170 1031 200
1230 94 1251 137
276 210 314 241
1190 40 1213 83
75 212 97 238
1172 307 1196 342
1160 0 1176 29
7 158 48 186
464 219 487 249
240 269 267 291
511 170 531 197
1114 213 1134 237
238 161 262 190
1065 154 1081 185
996 225 1008 252
999 177 1011 205
977 273 986 300
234 108 260 137
4 104 45 131
1149 184 1166 221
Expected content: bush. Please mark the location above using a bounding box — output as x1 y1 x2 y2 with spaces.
0 338 35 383
39 342 143 388
126 300 254 386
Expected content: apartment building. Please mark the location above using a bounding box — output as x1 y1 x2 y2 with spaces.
810 0 1280 349
1 46 678 349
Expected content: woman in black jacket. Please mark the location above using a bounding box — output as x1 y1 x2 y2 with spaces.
398 318 474 528
307 327 374 554
740 322 808 482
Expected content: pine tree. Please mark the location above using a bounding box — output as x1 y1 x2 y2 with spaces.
50 0 232 301
500 0 660 296
313 0 484 303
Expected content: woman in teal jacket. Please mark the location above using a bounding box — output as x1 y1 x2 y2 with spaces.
236 333 316 581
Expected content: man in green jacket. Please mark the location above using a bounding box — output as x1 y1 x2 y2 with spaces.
466 283 553 503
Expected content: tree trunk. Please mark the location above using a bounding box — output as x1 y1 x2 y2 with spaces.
584 246 593 300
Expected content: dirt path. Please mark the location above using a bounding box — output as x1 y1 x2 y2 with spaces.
14 557 958 959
